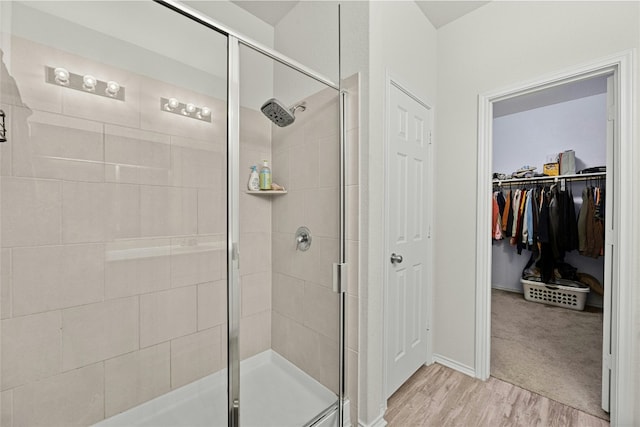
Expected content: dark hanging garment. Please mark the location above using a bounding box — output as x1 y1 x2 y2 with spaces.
594 186 604 220
505 191 515 238
584 188 597 257
497 191 506 218
537 189 550 244
565 188 579 251
515 190 527 254
593 217 604 258
592 187 605 257
597 187 606 256
502 190 512 234
548 186 563 261
531 188 540 248
540 242 555 283
536 190 555 283
556 187 567 253
577 187 589 253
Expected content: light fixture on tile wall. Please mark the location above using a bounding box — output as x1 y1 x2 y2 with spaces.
161 97 211 123
45 66 125 101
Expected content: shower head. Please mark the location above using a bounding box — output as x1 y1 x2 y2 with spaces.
260 98 306 127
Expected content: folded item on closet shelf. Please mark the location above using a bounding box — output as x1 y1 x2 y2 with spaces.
559 150 576 175
543 162 559 176
493 172 511 180
512 165 537 178
578 166 606 174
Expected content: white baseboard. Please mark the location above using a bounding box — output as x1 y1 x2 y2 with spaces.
432 353 476 378
358 411 387 427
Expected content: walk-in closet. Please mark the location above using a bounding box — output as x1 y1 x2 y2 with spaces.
490 73 612 421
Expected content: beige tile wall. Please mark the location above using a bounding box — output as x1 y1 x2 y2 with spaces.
0 35 271 425
238 108 273 363
270 73 360 423
0 34 355 426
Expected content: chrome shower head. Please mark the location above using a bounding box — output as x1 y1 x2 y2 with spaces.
260 98 306 127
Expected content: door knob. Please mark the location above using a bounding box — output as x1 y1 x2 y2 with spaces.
390 253 403 264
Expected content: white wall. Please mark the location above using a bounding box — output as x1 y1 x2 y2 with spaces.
363 2 437 425
274 1 339 86
435 1 640 424
493 94 607 175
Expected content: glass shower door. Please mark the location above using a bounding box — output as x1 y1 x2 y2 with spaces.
0 2 228 426
235 43 344 426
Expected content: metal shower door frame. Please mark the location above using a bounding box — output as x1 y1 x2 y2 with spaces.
153 2 346 426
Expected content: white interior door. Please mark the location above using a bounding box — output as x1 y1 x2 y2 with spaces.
385 82 431 398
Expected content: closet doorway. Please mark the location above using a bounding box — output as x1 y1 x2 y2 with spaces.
474 51 635 426
490 73 610 420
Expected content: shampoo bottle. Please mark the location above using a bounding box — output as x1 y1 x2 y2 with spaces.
248 166 259 191
259 160 272 190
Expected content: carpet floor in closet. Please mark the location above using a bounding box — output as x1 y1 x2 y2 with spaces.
491 288 608 421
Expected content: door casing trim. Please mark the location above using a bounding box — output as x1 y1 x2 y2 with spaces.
474 49 636 425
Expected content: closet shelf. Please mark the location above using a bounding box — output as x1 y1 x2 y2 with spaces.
493 171 606 186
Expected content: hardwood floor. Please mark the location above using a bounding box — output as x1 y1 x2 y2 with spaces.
384 363 609 427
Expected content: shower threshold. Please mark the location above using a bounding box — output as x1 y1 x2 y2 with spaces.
95 350 346 427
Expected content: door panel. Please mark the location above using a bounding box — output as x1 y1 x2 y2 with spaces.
385 83 431 397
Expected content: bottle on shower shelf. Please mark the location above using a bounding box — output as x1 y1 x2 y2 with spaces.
248 165 260 191
259 159 272 190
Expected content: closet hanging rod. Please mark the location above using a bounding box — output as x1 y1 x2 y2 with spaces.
493 171 606 186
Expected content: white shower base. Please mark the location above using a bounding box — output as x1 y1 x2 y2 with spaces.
96 350 349 427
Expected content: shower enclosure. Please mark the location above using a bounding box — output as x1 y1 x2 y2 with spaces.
0 1 347 426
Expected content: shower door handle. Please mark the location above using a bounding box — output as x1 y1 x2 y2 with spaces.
390 253 403 264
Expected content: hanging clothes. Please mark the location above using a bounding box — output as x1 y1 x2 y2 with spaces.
548 185 562 260
492 192 503 240
524 189 534 246
514 189 527 253
536 187 554 283
577 187 589 252
510 189 522 245
564 187 580 252
493 177 605 268
501 190 511 235
580 186 605 258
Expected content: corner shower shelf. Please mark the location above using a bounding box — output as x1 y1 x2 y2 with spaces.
246 190 287 195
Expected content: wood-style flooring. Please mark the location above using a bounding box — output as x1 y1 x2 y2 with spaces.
384 363 609 427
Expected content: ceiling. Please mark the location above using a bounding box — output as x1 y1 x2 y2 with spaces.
493 74 609 118
231 1 490 28
230 1 297 26
415 1 490 28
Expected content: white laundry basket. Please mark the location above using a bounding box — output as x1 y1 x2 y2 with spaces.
521 278 590 311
